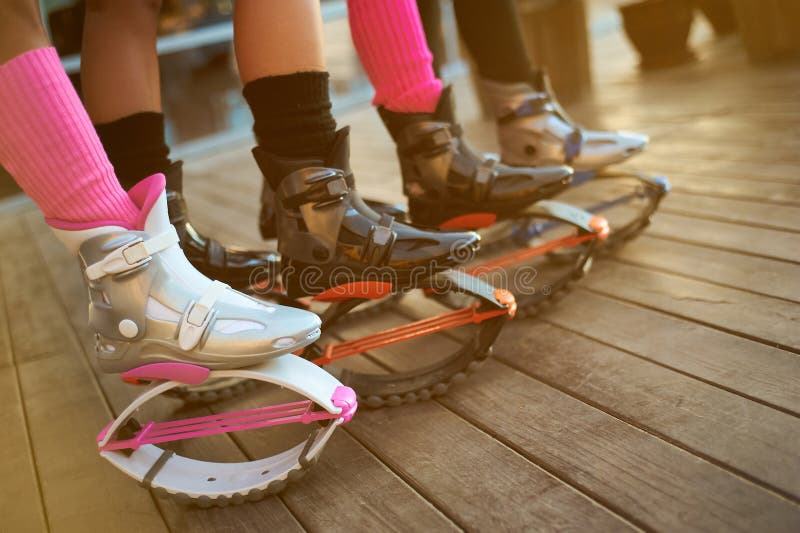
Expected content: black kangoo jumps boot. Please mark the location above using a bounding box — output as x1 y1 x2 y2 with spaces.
165 161 278 289
252 128 519 409
378 86 573 228
252 127 480 299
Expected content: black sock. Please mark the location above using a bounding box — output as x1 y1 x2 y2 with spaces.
95 111 172 191
440 0 533 84
243 72 337 159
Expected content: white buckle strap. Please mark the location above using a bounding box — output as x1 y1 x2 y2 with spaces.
178 280 228 351
85 227 180 281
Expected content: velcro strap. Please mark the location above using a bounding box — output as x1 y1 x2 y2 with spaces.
85 226 179 281
178 280 228 351
283 169 349 210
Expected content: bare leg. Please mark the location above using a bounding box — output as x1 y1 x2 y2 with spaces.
81 0 162 123
233 0 326 83
0 0 50 63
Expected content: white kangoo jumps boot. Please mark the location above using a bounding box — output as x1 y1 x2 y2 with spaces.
481 73 649 171
48 174 356 506
50 174 322 373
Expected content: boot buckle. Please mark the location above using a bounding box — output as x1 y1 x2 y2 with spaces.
402 122 453 155
284 168 349 210
85 238 151 281
472 156 498 203
361 214 397 266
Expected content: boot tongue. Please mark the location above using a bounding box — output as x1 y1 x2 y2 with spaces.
253 127 353 190
127 173 170 233
379 85 459 143
433 85 457 123
378 106 436 143
252 146 326 190
325 126 352 173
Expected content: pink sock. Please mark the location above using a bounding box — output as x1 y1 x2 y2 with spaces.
348 0 443 113
0 47 139 228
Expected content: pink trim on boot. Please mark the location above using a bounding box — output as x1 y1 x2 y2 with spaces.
129 174 167 230
0 47 139 226
348 0 443 113
46 174 166 231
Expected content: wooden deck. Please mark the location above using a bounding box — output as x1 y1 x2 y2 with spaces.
2 20 800 533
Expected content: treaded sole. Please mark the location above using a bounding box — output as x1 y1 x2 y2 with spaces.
359 351 490 408
150 455 319 507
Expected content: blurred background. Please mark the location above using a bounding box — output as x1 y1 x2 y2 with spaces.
0 0 797 201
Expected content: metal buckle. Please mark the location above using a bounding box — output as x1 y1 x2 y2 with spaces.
361 214 396 266
85 238 151 281
284 169 349 209
403 123 453 155
472 156 498 202
178 300 214 351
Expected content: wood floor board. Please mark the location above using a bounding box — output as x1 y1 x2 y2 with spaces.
440 360 800 532
583 262 800 351
543 289 800 414
494 320 800 498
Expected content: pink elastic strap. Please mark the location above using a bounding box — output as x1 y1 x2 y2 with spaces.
0 47 139 227
348 0 443 113
98 385 358 452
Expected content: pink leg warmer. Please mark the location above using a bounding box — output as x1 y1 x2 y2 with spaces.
348 0 443 113
0 47 139 228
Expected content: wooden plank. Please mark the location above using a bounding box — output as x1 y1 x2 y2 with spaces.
494 319 800 497
558 178 800 233
0 220 48 533
614 235 800 302
440 360 800 532
0 369 48 533
0 217 169 533
0 217 85 363
640 152 800 180
544 289 800 414
583 261 800 351
646 212 800 262
662 172 800 206
27 215 307 533
658 191 800 232
644 141 800 168
282 431 457 532
348 401 634 531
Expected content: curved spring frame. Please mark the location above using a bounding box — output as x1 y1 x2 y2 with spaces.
98 356 355 505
